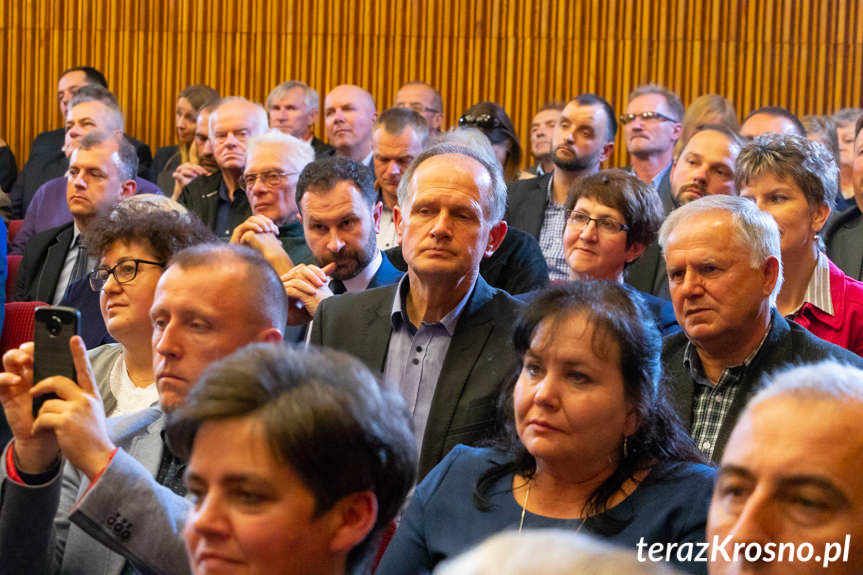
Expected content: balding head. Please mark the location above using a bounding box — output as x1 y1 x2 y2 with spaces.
324 85 378 162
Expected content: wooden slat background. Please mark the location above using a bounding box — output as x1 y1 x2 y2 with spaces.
3 0 862 169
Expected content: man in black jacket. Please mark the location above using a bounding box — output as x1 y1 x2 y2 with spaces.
10 66 152 218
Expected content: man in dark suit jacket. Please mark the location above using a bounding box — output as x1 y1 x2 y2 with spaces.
659 195 863 463
324 85 377 173
11 69 152 218
16 133 136 312
276 156 405 342
310 143 523 478
265 80 335 159
826 117 863 280
505 94 617 280
178 98 267 239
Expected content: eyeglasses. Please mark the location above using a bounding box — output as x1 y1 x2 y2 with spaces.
89 258 165 291
242 170 297 189
401 102 440 115
566 210 629 234
618 111 677 124
458 113 503 130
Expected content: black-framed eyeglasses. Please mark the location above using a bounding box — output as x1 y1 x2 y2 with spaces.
242 170 297 189
618 111 677 125
458 113 503 130
565 210 629 234
89 258 165 291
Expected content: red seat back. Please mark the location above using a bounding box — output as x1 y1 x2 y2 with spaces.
6 255 22 303
7 219 23 246
0 301 47 355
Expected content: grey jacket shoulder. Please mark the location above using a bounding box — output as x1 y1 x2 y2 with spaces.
89 343 124 416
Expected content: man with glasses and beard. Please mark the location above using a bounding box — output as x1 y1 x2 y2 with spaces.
505 94 616 280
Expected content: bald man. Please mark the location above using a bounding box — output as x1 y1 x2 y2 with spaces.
324 85 378 171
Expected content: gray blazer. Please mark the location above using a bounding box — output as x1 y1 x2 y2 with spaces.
0 407 192 575
309 276 524 478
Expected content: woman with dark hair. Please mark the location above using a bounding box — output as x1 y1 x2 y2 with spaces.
458 102 523 182
377 282 714 575
564 168 678 335
151 84 220 196
85 195 215 415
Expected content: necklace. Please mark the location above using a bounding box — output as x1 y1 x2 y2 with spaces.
517 477 585 536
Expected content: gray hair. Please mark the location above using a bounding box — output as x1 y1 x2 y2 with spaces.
747 361 863 415
628 84 684 122
658 195 783 305
75 130 137 181
735 133 838 210
208 97 269 139
434 530 679 575
396 142 507 224
68 85 124 132
245 129 315 175
266 80 319 112
832 107 863 128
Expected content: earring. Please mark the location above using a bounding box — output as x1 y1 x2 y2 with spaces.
623 436 629 459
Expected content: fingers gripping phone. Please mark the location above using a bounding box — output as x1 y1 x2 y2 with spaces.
32 306 81 418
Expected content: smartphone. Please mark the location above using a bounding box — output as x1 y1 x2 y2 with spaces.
32 306 81 418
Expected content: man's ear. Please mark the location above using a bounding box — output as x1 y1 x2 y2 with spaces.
484 220 508 258
393 204 404 245
762 255 781 298
327 491 379 554
372 201 383 235
256 327 284 344
600 141 615 163
120 179 137 198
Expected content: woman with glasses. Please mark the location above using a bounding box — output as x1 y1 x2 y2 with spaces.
376 282 712 575
563 169 678 335
458 102 523 183
85 195 214 415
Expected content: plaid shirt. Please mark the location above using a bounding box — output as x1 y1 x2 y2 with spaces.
538 176 569 281
684 327 771 460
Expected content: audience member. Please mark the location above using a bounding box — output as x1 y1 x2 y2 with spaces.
435 530 681 575
228 129 315 274
802 114 847 211
372 107 429 250
178 97 267 239
394 80 444 133
151 84 220 197
168 343 417 575
826 115 863 279
833 108 863 205
564 169 677 334
674 94 739 158
310 143 522 478
707 362 863 575
10 66 152 218
281 156 402 337
377 282 713 575
386 127 550 295
458 101 523 183
740 106 806 139
84 195 214 416
170 103 221 194
0 244 286 574
324 84 378 170
15 132 136 318
659 195 863 462
506 94 616 280
523 101 564 178
10 86 161 255
266 80 334 158
737 135 863 355
0 138 14 217
627 124 744 299
621 84 684 207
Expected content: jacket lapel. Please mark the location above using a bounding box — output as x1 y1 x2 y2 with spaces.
35 224 74 302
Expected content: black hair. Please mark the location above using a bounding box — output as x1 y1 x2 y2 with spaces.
296 156 377 210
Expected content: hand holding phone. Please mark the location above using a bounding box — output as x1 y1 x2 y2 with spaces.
32 306 81 418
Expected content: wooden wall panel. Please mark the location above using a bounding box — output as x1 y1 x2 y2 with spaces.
3 0 863 170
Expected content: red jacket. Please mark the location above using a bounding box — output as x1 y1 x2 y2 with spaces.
793 259 863 356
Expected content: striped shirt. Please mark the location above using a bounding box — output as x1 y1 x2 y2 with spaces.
787 250 834 318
